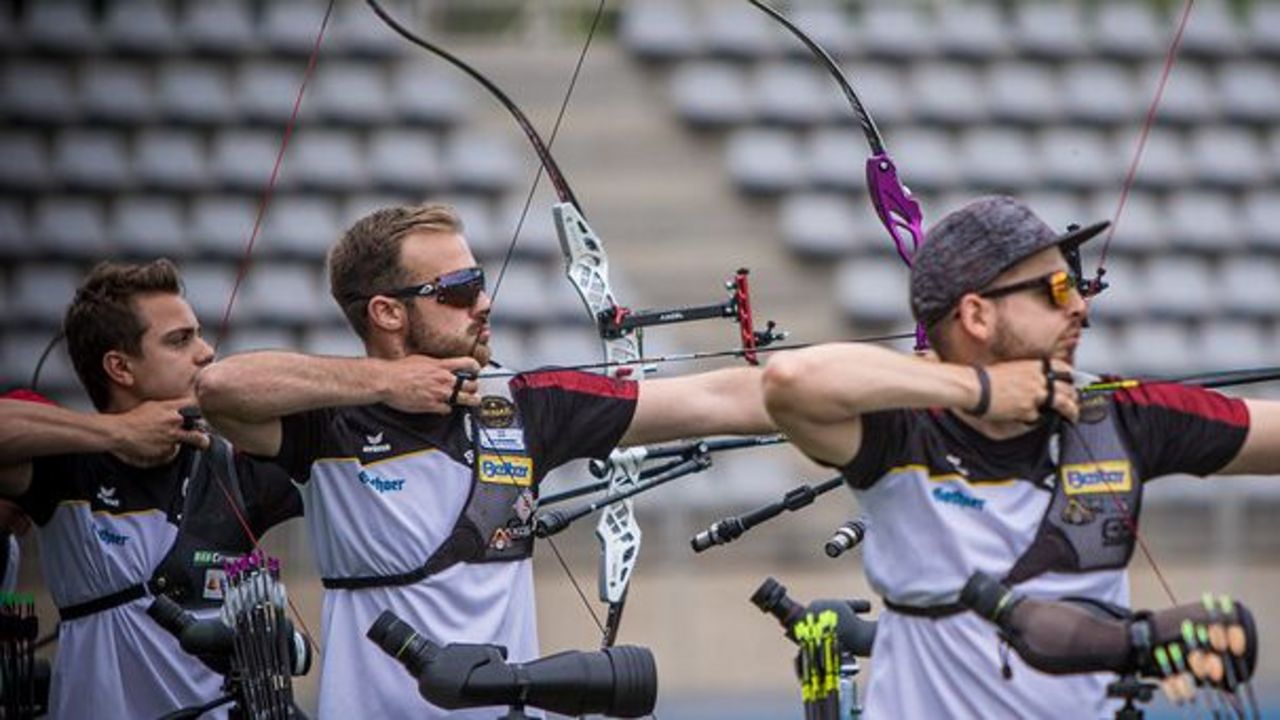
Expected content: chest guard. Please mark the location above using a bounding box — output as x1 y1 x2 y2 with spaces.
59 438 259 619
1003 395 1143 586
323 377 540 591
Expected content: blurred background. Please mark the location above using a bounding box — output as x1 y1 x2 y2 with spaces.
2 0 1279 717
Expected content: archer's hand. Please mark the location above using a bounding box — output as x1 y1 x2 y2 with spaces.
381 356 482 414
982 359 1078 424
112 398 211 467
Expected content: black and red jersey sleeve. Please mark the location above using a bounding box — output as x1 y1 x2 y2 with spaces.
1112 383 1249 480
841 408 914 489
511 370 638 471
268 407 339 483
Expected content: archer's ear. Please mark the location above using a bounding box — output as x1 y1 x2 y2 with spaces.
954 294 996 344
102 350 135 388
366 296 406 334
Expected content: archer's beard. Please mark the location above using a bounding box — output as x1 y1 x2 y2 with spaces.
404 315 491 366
990 320 1075 365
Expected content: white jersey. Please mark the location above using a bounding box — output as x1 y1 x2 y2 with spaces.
269 371 637 718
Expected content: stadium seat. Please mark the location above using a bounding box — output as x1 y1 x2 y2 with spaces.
958 128 1039 190
177 262 238 324
103 1 181 54
288 131 367 191
0 331 77 393
81 61 156 124
391 61 471 126
237 61 314 125
235 263 326 325
260 196 341 260
1241 190 1280 251
368 130 445 192
807 129 866 192
53 130 131 191
1193 322 1270 374
1039 127 1118 191
835 257 911 325
302 327 365 358
725 129 805 196
4 62 78 124
1121 128 1190 189
494 195 560 262
485 262 553 326
703 2 780 60
1071 322 1121 376
135 130 208 191
1249 2 1280 56
1165 191 1243 254
786 1 856 60
0 131 52 190
860 5 937 59
1113 322 1198 377
1179 0 1244 58
619 0 703 62
158 62 235 125
524 326 602 370
889 128 960 191
1217 62 1280 124
1188 126 1269 189
0 201 30 260
1218 256 1280 320
669 62 753 129
443 132 523 195
219 327 298 356
986 62 1062 126
1085 190 1168 257
332 0 404 57
108 196 189 258
1013 3 1088 58
24 1 97 53
1085 257 1143 322
753 62 834 127
1091 3 1164 59
1019 191 1086 234
262 1 330 55
312 62 392 125
10 265 82 325
190 195 257 257
1136 61 1218 125
211 130 287 191
936 2 1010 59
32 197 108 259
778 192 861 259
182 0 258 55
1141 256 1218 320
1061 62 1137 126
910 63 988 125
839 63 910 125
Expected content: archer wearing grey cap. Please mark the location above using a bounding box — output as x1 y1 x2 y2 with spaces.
910 195 1108 330
763 194 1280 718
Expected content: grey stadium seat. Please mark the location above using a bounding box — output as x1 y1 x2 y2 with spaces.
1013 3 1088 59
1091 3 1165 59
1217 63 1280 124
260 196 340 260
103 1 181 54
754 62 834 127
287 131 367 191
1085 257 1143 322
1061 62 1137 126
219 328 298 356
235 263 326 325
524 327 601 370
911 63 988 125
1121 128 1190 190
669 62 753 129
53 130 132 191
1241 190 1280 251
1250 3 1280 57
1136 61 1218 125
134 130 208 191
158 63 235 125
32 197 108 260
24 1 96 53
1141 257 1218 320
1187 127 1269 189
860 5 937 59
889 128 960 191
1113 322 1197 378
0 131 52 190
725 129 805 196
807 129 867 192
190 195 257 257
1039 127 1118 191
1 331 77 392
177 263 238 324
391 62 471 126
778 192 862 260
4 62 78 124
1218 257 1280 320
841 63 911 125
443 132 523 195
211 130 287 191
108 196 188 258
237 61 315 125
10 265 81 326
312 62 392 125
835 257 911 326
958 128 1039 191
81 62 156 125
494 195 560 262
619 0 703 61
936 2 1011 59
987 62 1062 126
1165 191 1243 254
787 1 857 60
703 2 780 60
1018 192 1085 234
331 0 404 56
182 0 258 55
1193 323 1270 373
0 201 29 260
302 328 365 358
1179 0 1244 58
485 262 553 326
1070 323 1121 377
262 2 330 55
1086 190 1169 257
368 130 446 192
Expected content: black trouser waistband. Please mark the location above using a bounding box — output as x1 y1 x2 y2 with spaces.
58 583 150 621
882 598 968 619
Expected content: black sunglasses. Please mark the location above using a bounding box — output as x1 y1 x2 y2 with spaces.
375 266 487 308
978 269 1079 309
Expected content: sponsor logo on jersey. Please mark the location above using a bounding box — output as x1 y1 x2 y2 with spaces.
94 524 130 546
488 523 534 551
192 550 243 568
362 431 391 454
1062 461 1132 495
513 489 535 522
203 569 226 600
1060 497 1104 526
477 427 527 452
478 454 533 486
478 396 516 428
1102 517 1132 546
96 485 120 508
931 486 985 512
357 468 406 493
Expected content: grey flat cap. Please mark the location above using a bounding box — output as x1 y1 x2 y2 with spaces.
909 196 1108 327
